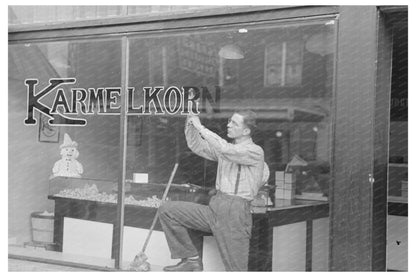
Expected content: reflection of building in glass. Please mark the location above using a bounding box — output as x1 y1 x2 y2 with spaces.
264 39 304 87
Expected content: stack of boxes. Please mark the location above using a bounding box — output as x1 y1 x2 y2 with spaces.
275 171 296 200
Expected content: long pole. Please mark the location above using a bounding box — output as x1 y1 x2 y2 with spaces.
115 36 129 269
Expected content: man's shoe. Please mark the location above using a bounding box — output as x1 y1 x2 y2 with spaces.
163 258 203 271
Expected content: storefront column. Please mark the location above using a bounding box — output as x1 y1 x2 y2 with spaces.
330 6 391 271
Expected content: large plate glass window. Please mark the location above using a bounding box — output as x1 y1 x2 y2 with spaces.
124 18 336 270
9 38 122 268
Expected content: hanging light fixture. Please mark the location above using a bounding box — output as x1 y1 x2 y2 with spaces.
305 30 335 56
218 44 244 59
218 30 245 60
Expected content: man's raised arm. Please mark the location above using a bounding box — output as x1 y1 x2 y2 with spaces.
189 116 263 166
185 116 219 161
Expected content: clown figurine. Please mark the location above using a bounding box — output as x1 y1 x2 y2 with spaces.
52 133 83 178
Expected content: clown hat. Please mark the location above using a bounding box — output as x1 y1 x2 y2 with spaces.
60 133 78 149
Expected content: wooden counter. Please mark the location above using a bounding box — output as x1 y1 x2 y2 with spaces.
250 199 329 271
48 195 329 271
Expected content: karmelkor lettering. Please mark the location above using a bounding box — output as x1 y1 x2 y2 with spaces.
24 78 221 127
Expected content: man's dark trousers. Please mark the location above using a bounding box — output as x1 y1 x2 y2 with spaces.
159 191 252 271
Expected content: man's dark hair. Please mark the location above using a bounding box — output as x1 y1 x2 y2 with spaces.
235 109 257 132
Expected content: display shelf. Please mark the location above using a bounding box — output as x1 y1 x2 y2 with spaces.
388 163 408 168
388 197 408 217
388 196 408 204
295 193 328 201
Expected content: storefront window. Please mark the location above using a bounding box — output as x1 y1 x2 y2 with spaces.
124 19 336 269
127 20 335 197
9 38 122 268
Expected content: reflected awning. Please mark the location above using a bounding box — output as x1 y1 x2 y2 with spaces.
199 98 329 122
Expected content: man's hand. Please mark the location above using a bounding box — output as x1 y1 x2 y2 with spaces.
189 88 200 104
188 115 203 130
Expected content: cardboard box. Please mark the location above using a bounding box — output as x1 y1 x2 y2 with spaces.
275 188 295 200
275 188 284 198
283 189 295 199
275 171 285 181
275 199 292 207
283 181 294 190
284 173 296 184
275 171 296 199
275 180 284 188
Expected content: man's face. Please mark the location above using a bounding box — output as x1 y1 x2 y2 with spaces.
227 113 250 139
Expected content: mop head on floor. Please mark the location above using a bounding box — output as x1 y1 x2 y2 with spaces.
129 252 151 271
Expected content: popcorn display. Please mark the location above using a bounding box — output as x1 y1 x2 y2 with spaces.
125 195 163 208
55 184 164 207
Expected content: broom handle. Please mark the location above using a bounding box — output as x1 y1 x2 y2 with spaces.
141 163 179 253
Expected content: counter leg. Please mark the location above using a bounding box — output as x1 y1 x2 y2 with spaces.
263 225 273 271
111 224 117 260
53 201 64 252
305 219 313 271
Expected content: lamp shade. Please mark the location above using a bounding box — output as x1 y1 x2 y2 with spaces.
305 31 334 56
218 44 244 59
